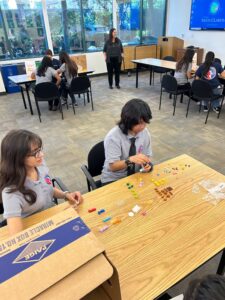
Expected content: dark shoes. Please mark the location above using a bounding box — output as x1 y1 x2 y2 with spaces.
213 106 221 114
48 105 52 111
203 105 209 112
109 86 113 89
52 105 58 111
116 85 120 89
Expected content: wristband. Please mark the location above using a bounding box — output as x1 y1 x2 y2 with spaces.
63 191 70 200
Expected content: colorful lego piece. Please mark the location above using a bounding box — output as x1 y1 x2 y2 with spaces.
99 225 109 233
111 218 121 225
103 216 111 222
98 209 105 215
88 208 96 213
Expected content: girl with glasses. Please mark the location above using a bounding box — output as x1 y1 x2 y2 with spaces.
0 129 83 235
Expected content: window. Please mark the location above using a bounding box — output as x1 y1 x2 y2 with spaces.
46 0 83 54
142 0 166 45
83 0 113 51
0 0 48 59
117 0 141 46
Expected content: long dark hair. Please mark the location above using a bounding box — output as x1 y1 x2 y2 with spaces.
59 51 78 78
118 99 152 135
202 51 215 77
183 274 225 300
109 28 119 43
0 130 42 205
176 48 195 72
37 56 53 77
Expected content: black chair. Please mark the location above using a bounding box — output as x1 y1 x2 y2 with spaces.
186 79 224 124
33 82 64 122
152 56 176 84
70 76 94 111
159 74 191 116
81 141 105 191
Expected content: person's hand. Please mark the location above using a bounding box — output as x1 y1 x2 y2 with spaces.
65 191 83 207
129 154 150 165
142 163 152 172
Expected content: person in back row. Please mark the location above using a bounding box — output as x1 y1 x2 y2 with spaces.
0 129 83 236
174 48 195 88
101 99 153 185
31 56 61 111
57 51 78 106
195 51 225 113
45 49 61 70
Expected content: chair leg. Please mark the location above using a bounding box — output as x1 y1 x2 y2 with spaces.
173 94 177 116
205 102 211 124
35 100 42 123
90 90 94 111
180 94 183 103
159 87 163 110
199 102 202 113
186 97 191 118
218 96 224 119
83 93 86 106
59 99 64 120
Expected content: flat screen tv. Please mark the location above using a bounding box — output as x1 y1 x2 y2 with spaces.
190 0 225 30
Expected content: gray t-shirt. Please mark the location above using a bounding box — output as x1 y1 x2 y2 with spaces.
35 67 57 85
2 164 55 219
59 63 75 87
101 126 152 183
174 63 192 84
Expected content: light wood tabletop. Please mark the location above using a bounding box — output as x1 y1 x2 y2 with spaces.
132 58 177 70
131 58 177 88
2 154 225 299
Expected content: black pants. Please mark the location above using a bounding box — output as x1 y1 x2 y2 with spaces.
107 57 121 87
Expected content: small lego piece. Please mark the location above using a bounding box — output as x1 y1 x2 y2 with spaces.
103 216 111 222
112 218 121 225
88 208 96 213
98 209 105 215
99 225 109 233
141 211 147 216
132 205 141 213
128 212 134 217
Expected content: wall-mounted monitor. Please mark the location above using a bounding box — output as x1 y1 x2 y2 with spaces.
190 0 225 30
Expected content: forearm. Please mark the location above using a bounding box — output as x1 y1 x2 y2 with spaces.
109 160 127 172
53 187 67 199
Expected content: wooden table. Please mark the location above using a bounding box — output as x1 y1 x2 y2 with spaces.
8 70 94 115
132 58 177 88
2 154 225 300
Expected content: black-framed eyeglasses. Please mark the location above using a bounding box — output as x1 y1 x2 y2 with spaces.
28 147 43 158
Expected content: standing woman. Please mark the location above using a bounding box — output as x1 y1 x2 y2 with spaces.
0 129 83 236
57 51 78 106
31 56 61 111
103 28 124 89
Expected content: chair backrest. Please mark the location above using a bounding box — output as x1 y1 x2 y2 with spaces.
87 141 105 177
191 80 213 100
70 76 90 94
34 82 60 100
161 74 178 92
163 56 176 62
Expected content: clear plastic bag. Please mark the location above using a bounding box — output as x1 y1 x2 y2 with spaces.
198 180 225 205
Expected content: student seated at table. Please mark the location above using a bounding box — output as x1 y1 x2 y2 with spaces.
45 48 60 70
57 51 78 106
0 129 83 236
101 99 153 185
174 48 195 90
31 56 61 111
195 51 225 113
171 274 225 300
